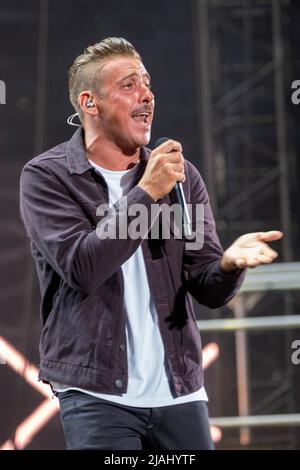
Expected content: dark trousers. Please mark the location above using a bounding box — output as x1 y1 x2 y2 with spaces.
56 390 214 450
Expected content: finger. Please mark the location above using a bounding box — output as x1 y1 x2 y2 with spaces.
236 258 260 268
156 139 182 154
159 152 183 164
171 170 186 183
236 251 277 269
244 258 261 268
256 231 283 242
165 162 184 174
261 248 278 258
235 258 247 269
244 255 279 267
239 231 283 244
238 232 265 243
253 254 277 264
252 243 278 258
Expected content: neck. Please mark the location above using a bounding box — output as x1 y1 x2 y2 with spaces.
84 127 141 171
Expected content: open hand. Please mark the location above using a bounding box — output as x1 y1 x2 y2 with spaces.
220 231 283 273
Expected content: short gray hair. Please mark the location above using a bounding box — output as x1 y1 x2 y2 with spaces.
68 37 141 121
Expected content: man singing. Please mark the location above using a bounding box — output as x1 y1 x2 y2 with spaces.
20 37 282 450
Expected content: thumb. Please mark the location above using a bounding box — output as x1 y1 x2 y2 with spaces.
256 230 283 242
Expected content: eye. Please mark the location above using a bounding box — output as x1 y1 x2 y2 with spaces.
123 81 134 89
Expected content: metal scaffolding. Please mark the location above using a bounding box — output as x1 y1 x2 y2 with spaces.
192 0 294 249
192 0 299 449
198 262 300 444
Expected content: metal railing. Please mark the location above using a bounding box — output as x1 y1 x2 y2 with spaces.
210 414 300 428
198 314 300 332
198 262 300 437
239 261 300 293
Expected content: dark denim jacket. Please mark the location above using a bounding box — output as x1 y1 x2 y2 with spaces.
19 128 245 397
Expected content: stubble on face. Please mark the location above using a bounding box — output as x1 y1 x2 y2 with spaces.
93 56 155 152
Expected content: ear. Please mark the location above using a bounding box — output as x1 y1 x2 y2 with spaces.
78 90 98 116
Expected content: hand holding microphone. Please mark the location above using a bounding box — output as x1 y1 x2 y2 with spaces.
138 138 185 201
138 137 192 238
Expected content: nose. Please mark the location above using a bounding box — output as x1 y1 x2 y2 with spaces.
140 83 154 103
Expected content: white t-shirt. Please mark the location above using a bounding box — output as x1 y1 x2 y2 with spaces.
52 159 207 407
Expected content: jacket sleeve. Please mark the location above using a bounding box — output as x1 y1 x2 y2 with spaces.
182 161 245 309
20 162 157 295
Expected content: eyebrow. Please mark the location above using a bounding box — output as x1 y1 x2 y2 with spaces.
120 71 151 83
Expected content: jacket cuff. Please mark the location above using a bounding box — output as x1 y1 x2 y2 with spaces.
215 259 247 284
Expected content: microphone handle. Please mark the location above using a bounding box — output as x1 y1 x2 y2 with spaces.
173 182 192 238
153 137 192 239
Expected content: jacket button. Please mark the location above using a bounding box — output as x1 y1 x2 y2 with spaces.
115 379 123 389
119 343 125 352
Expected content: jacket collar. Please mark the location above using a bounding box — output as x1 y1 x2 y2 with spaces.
66 127 93 175
66 126 150 176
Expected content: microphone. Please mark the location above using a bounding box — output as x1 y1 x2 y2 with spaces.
154 137 192 239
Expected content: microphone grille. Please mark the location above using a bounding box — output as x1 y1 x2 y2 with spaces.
154 137 169 149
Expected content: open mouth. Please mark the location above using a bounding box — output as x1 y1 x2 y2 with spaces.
131 111 152 126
